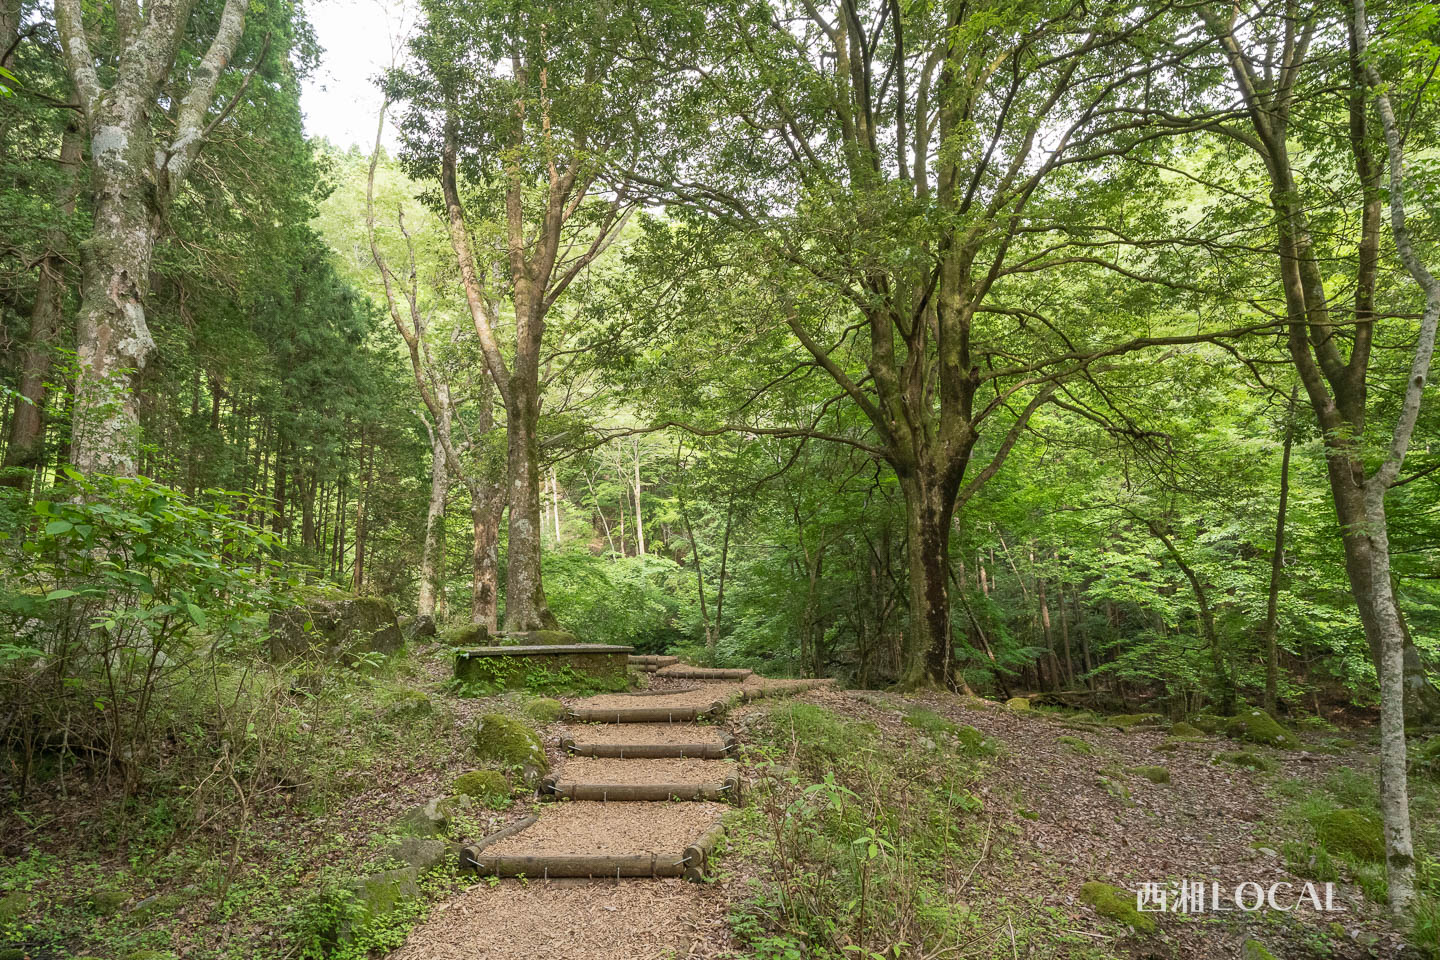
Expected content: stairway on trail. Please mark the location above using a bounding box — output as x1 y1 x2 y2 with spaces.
460 664 830 883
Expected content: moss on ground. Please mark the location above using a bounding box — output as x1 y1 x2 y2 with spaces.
1005 697 1031 711
1310 808 1384 862
521 697 564 722
1241 939 1279 960
1214 750 1276 771
1103 713 1164 728
1058 735 1095 755
1127 765 1170 784
1079 881 1156 933
1168 721 1204 737
1224 708 1299 749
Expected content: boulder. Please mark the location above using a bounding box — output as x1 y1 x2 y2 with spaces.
1311 808 1384 862
1225 708 1299 749
441 623 490 647
1005 697 1031 711
453 770 510 804
395 798 448 838
376 837 451 875
351 867 420 923
268 593 402 665
522 697 564 722
473 713 548 783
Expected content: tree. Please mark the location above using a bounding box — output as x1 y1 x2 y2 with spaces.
54 0 259 475
632 0 1243 685
388 0 692 631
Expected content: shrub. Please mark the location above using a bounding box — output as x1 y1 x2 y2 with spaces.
0 473 292 795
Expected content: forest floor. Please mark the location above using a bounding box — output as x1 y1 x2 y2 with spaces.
2 647 1424 960
391 675 1412 960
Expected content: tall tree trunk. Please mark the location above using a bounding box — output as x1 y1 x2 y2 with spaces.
632 438 646 556
352 437 372 593
468 478 504 630
3 123 83 492
501 382 555 630
898 468 958 688
1145 517 1235 713
1263 389 1296 714
418 422 449 620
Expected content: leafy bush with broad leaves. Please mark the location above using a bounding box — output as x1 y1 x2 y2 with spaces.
0 470 297 794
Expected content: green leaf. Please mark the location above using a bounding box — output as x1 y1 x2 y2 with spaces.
186 603 207 629
44 520 73 536
44 589 80 600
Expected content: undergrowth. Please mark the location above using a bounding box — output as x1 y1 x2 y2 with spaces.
729 700 1013 958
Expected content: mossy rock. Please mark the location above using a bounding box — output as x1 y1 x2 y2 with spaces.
268 593 403 665
1155 740 1182 752
1224 708 1299 749
382 688 432 719
351 866 420 922
1241 939 1279 960
453 769 510 803
441 623 490 647
474 713 548 781
1214 750 1275 771
0 890 27 923
1005 697 1031 711
124 951 178 960
1311 808 1384 862
0 949 25 960
1079 881 1156 933
1104 713 1165 728
1190 713 1227 734
88 888 127 915
522 697 564 722
375 837 450 875
1058 735 1095 755
1168 721 1205 738
1127 765 1170 784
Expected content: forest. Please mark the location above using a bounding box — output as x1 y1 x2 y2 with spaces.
3 0 1440 957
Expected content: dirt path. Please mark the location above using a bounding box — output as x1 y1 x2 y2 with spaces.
392 668 748 960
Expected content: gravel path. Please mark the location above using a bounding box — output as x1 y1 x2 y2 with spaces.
577 685 743 711
389 879 731 960
483 800 729 857
558 757 735 785
566 722 729 747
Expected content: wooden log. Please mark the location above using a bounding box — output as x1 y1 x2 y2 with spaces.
541 780 736 802
627 655 680 666
655 666 753 680
458 815 539 871
681 818 727 882
467 853 689 879
560 739 735 760
564 700 728 723
739 678 837 701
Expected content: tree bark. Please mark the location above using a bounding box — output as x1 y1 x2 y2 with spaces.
898 468 960 688
632 439 646 556
1263 388 1296 714
3 123 83 492
418 415 450 620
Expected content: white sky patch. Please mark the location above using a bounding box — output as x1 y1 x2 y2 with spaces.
300 0 413 149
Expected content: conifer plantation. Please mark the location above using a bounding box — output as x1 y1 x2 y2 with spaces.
3 0 1440 957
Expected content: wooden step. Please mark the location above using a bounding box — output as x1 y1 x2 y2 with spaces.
565 701 727 723
540 776 740 803
560 737 735 759
655 666 753 680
